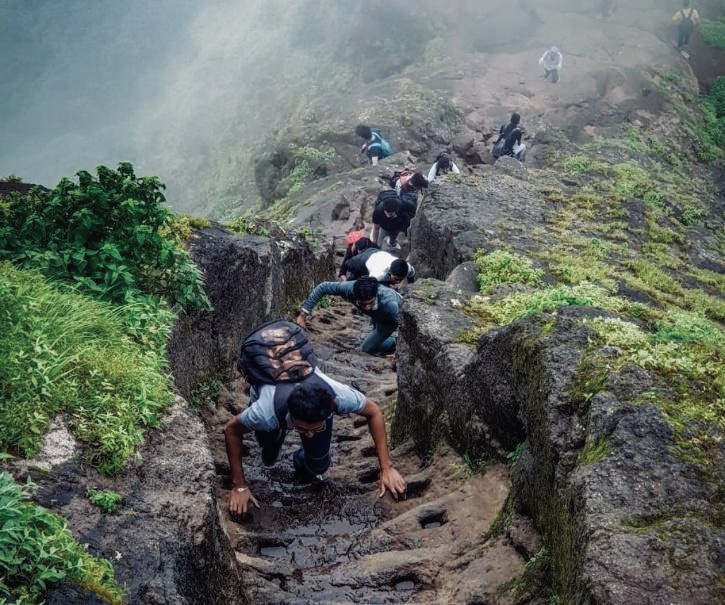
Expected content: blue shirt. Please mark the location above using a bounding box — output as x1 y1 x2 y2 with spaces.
239 367 366 432
300 280 401 330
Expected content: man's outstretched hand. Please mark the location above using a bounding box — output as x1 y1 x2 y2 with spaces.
229 487 260 515
294 311 307 328
378 466 407 500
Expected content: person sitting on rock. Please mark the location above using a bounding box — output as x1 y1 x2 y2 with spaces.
672 0 700 48
493 112 527 162
296 276 401 356
343 248 416 286
224 357 406 515
371 193 412 252
338 234 380 280
427 151 461 183
538 46 563 83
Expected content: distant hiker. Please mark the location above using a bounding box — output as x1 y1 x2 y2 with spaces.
296 276 401 356
492 112 527 162
356 124 392 166
343 247 416 286
371 192 412 251
225 320 406 515
427 152 461 183
390 170 427 218
338 234 380 280
672 0 700 48
539 46 563 83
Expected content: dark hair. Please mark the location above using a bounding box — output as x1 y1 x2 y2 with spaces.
389 259 409 278
354 237 377 253
437 152 451 170
355 124 372 139
353 276 379 300
287 380 335 422
510 112 521 126
409 173 429 189
382 196 399 212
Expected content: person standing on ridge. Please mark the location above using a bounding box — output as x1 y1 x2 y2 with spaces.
672 0 700 49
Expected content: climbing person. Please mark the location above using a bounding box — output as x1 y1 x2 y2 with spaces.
672 0 700 48
370 192 412 252
356 124 392 166
492 112 527 162
427 151 461 183
343 247 416 286
390 170 427 219
538 46 563 83
296 275 401 356
338 234 380 280
225 320 407 515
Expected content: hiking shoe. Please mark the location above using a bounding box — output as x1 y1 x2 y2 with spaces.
292 449 328 484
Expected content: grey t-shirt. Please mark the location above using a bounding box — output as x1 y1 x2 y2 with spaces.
239 367 366 432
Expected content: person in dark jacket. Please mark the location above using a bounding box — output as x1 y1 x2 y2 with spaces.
371 194 411 251
492 112 526 161
296 276 401 355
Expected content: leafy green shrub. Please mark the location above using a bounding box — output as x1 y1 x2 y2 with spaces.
0 264 172 474
473 250 543 294
86 488 122 513
226 216 270 236
161 213 210 244
700 19 725 50
0 473 123 603
563 155 591 175
0 162 210 311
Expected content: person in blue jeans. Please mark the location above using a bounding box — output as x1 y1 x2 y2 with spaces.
224 367 407 515
295 276 401 355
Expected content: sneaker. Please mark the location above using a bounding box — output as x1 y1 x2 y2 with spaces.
292 449 328 484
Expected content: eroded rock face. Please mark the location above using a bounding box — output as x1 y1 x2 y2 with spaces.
395 278 724 603
12 399 242 605
168 223 333 400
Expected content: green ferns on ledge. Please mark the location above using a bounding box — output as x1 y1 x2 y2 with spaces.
0 472 123 604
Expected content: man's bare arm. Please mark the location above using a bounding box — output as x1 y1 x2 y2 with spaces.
360 399 407 499
223 417 260 514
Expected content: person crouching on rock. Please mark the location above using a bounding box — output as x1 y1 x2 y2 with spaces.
296 276 401 356
224 369 406 515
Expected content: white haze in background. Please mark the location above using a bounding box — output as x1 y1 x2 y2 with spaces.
0 0 669 214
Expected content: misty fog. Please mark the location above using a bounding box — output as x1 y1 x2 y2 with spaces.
1 0 681 216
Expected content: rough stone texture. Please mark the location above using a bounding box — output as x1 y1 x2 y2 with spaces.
168 223 333 399
396 277 725 603
408 171 557 281
12 399 243 605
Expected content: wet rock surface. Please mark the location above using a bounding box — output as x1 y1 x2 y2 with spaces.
209 301 526 603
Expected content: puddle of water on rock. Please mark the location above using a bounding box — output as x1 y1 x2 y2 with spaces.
258 545 287 557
